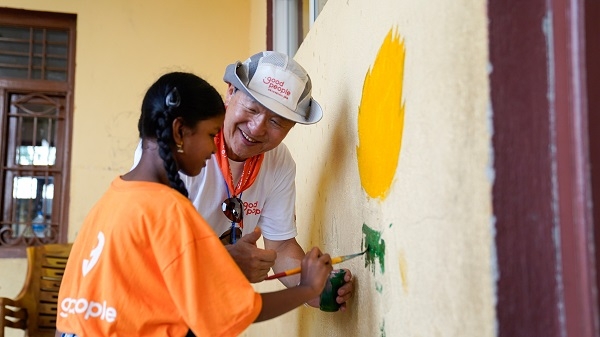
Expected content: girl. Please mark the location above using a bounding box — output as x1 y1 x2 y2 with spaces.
56 72 332 337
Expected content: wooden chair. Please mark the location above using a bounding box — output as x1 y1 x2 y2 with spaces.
0 243 72 337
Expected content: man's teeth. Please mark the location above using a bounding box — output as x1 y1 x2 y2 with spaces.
241 130 257 143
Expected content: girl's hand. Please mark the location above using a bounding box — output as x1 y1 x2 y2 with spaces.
298 247 332 297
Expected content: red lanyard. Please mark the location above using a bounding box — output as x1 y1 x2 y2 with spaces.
214 130 264 199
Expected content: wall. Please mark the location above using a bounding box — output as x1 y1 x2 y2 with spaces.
0 1 263 336
249 0 267 55
249 0 495 336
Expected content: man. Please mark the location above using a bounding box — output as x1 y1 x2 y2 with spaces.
134 51 353 309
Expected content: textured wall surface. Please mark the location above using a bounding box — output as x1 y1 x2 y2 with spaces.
248 0 495 336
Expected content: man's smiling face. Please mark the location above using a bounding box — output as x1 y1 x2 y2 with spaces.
222 86 295 162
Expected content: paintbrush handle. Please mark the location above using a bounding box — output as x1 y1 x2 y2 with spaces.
331 256 344 264
264 267 301 280
263 256 347 280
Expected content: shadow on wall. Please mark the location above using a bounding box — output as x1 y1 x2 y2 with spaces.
294 27 405 336
295 84 377 337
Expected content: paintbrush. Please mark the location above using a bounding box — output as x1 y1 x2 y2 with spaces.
264 246 369 281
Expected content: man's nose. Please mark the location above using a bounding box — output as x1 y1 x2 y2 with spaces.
248 112 268 135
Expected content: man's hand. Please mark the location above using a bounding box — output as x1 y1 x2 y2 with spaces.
225 227 277 283
304 268 354 311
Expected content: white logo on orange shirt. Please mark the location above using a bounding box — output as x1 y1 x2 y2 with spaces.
59 298 117 322
82 231 105 277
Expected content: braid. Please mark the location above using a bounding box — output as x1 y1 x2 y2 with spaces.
139 72 225 197
155 87 189 198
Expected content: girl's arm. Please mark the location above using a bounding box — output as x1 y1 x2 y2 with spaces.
255 247 332 322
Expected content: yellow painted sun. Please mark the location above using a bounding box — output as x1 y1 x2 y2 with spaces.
357 27 406 200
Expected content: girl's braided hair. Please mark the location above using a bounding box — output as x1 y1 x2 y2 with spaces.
138 72 224 197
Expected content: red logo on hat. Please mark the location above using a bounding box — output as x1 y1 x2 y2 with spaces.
263 76 291 100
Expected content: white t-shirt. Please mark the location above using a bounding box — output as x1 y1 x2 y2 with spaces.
133 141 297 240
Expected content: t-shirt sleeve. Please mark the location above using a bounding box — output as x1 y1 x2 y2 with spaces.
258 145 298 241
157 205 261 336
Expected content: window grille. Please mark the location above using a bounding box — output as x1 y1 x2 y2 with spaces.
0 26 69 81
0 8 75 257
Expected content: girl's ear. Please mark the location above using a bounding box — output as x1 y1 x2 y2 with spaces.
171 117 185 144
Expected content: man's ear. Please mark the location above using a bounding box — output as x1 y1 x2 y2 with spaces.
224 84 236 107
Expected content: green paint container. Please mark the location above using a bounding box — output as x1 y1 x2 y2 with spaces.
319 269 346 312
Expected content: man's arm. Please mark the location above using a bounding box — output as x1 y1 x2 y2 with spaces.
264 237 305 288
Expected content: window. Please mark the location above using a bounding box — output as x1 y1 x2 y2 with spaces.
0 8 76 257
267 0 328 56
308 0 327 26
270 0 302 56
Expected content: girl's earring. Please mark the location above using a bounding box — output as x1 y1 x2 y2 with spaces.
176 143 184 153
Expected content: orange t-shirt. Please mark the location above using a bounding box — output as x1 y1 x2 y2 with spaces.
57 178 262 336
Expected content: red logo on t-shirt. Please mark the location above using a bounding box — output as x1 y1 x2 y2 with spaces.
243 201 261 216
